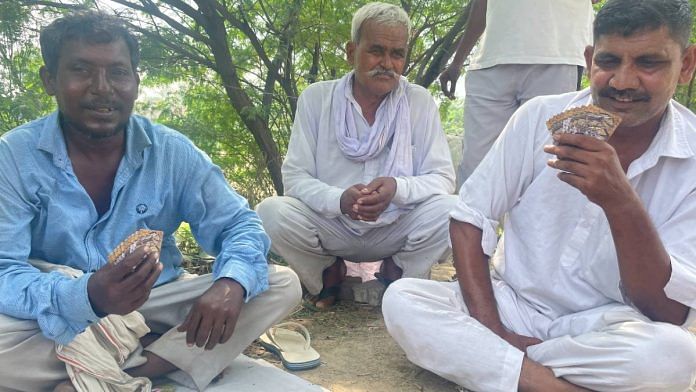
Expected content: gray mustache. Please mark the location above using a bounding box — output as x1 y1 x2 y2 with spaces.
367 69 398 79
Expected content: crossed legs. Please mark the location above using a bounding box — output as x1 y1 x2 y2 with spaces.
383 279 696 392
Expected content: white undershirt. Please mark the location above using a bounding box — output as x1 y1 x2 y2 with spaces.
469 0 594 70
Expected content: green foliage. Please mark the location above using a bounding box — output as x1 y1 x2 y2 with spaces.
0 4 55 133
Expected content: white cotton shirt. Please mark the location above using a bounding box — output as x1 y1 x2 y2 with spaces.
283 78 455 235
469 0 594 70
452 89 696 322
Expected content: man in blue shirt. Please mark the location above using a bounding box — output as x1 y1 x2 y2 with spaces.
0 11 301 391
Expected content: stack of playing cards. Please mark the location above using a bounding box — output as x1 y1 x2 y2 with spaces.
107 229 163 264
546 104 622 141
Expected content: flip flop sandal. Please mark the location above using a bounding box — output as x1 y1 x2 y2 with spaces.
259 322 321 371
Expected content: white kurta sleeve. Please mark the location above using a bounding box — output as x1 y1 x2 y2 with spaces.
392 88 456 206
282 87 345 218
661 190 696 311
450 97 549 256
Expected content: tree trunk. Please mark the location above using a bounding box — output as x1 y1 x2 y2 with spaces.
197 0 284 194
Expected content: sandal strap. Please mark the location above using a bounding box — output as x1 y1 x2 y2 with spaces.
264 321 312 351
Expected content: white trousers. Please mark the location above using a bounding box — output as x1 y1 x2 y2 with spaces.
256 195 458 295
0 265 301 392
383 278 696 392
458 64 580 186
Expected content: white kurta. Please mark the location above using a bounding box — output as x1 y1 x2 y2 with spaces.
457 89 696 322
281 78 455 233
383 89 696 391
258 77 457 294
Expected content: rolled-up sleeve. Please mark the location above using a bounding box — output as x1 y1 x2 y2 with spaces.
661 191 696 310
450 98 547 256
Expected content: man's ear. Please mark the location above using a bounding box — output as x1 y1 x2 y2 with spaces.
678 44 696 85
39 66 56 96
134 71 141 100
346 41 356 66
584 45 594 76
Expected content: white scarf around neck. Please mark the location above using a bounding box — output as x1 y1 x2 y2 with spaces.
332 71 413 178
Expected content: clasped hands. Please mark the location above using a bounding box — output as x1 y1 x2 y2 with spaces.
88 246 244 351
340 176 397 221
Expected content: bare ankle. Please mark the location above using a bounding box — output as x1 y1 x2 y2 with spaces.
518 357 591 392
126 351 178 379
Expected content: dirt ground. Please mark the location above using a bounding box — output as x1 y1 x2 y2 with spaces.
245 262 466 392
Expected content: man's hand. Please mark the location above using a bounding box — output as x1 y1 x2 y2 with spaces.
499 330 543 354
544 133 633 210
439 65 462 100
340 183 367 220
177 278 245 350
88 246 162 316
352 177 397 221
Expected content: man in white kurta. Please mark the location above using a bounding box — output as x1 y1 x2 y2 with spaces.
384 0 696 390
257 2 456 308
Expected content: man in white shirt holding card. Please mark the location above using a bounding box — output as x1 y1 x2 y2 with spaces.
384 0 696 390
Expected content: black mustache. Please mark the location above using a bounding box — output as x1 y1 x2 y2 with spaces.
83 102 121 110
598 87 650 102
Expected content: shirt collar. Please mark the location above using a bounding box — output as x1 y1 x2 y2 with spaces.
36 112 152 169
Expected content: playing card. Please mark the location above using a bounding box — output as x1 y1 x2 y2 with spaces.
107 229 163 265
546 104 622 141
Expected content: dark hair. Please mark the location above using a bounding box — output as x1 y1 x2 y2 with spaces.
39 11 140 75
594 0 693 49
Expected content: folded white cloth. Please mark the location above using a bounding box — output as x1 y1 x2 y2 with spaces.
56 312 151 392
28 259 151 392
332 71 413 178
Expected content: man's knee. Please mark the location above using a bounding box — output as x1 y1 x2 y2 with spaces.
620 324 696 390
256 196 309 242
267 265 302 310
382 278 420 326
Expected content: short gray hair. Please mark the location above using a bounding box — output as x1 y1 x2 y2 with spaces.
351 2 411 43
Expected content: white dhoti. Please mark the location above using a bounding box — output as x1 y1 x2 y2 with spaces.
257 195 457 295
382 278 696 392
0 265 301 392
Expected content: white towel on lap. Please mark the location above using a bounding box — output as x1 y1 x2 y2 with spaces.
29 259 152 392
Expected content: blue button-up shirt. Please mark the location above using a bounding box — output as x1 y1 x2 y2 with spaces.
0 112 270 345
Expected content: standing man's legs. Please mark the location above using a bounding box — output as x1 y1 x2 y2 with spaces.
458 64 580 186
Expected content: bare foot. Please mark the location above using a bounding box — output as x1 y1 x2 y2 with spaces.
126 351 178 379
518 357 593 392
304 257 346 310
53 381 76 392
375 256 403 285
